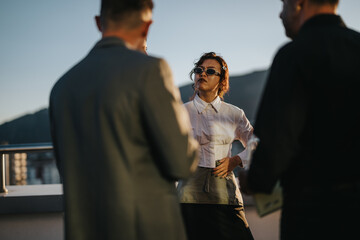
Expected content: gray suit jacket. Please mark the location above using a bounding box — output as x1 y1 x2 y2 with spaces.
49 37 199 240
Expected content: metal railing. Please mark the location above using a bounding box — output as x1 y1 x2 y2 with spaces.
0 143 53 194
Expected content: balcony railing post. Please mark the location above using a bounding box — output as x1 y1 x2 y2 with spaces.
0 153 8 193
0 143 53 194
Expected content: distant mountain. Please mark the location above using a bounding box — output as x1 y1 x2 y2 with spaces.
0 108 51 144
0 70 268 144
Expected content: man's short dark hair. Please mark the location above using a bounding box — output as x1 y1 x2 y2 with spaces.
100 0 154 27
310 0 339 5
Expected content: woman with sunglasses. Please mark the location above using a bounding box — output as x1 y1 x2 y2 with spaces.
177 52 254 240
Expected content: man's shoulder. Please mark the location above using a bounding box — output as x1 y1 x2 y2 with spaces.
127 50 160 66
347 26 360 39
274 41 296 59
133 53 169 71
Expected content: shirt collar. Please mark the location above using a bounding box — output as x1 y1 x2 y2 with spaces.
194 94 221 113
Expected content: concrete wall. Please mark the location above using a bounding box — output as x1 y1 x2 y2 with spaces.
0 213 64 240
0 185 281 240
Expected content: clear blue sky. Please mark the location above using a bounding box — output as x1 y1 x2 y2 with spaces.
1 0 359 124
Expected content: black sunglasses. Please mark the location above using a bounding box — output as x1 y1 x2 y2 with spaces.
193 67 221 76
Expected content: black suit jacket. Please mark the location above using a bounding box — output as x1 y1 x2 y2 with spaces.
49 37 199 240
247 14 360 238
248 14 360 198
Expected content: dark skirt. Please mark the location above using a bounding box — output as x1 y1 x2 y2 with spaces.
181 203 254 240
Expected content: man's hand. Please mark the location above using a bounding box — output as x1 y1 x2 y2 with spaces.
213 155 242 178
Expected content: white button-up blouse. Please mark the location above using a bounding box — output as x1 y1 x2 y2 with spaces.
184 94 253 168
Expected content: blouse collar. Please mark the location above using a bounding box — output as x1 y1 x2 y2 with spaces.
194 94 221 114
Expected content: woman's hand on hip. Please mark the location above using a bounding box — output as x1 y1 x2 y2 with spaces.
212 155 242 178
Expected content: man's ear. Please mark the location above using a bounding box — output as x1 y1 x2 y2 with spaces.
141 20 153 39
95 15 102 32
296 0 306 11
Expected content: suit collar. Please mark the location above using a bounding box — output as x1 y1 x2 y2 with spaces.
93 37 127 49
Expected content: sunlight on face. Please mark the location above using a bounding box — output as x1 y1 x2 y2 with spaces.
279 0 301 39
195 59 222 97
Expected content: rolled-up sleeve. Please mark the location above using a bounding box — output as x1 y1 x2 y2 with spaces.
236 110 254 167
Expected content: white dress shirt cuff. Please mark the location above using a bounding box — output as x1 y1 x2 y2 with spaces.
238 150 249 168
